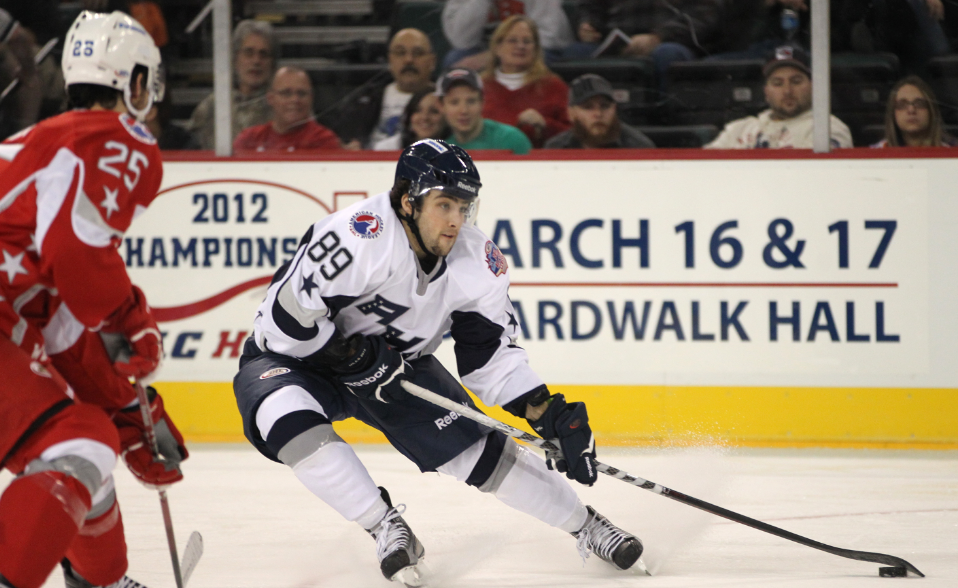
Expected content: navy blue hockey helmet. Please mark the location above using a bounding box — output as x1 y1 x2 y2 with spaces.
395 139 482 207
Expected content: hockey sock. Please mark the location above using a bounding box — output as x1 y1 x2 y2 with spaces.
64 500 128 587
292 441 386 523
492 444 589 533
0 471 91 588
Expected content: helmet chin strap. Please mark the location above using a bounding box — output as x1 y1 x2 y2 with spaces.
399 205 440 271
123 84 153 122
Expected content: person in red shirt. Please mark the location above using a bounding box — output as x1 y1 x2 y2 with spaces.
480 15 570 148
234 66 343 152
0 11 186 588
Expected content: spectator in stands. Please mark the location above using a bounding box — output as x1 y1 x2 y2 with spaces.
234 67 341 152
2 0 68 122
326 28 436 149
705 47 853 149
839 0 952 74
480 15 570 148
188 20 275 150
874 75 957 147
373 90 448 150
0 8 41 140
575 0 733 84
441 0 575 70
545 74 655 148
439 68 532 154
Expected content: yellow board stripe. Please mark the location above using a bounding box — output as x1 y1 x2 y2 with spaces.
155 382 958 450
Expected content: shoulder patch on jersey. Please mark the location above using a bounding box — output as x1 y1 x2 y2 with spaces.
259 367 291 380
119 114 157 145
485 240 508 277
349 211 384 239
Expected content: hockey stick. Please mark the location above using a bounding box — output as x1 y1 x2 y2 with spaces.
133 382 192 588
400 381 925 578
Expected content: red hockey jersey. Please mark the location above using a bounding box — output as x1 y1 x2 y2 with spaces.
0 110 163 337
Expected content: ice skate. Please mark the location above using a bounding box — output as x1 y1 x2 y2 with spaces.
61 560 147 588
367 487 426 586
571 506 643 571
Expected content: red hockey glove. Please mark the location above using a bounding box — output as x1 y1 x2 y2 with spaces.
112 387 189 488
102 285 163 382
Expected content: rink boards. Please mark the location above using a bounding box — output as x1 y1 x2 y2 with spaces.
5 147 958 447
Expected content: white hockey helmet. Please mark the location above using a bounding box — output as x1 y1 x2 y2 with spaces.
62 11 163 121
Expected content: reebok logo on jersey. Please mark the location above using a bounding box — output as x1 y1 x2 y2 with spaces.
484 241 508 277
434 409 461 430
259 368 291 379
343 363 391 387
349 211 383 239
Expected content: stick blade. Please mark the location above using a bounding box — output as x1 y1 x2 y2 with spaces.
181 531 204 586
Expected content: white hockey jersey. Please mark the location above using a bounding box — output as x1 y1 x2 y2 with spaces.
252 192 541 409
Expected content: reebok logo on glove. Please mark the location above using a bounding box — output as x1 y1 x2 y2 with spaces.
343 363 391 388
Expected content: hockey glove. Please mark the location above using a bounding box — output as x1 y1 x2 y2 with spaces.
529 394 598 486
101 285 163 383
112 387 189 488
337 335 411 403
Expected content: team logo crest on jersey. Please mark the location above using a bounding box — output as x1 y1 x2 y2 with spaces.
119 114 157 145
259 367 291 380
349 211 384 239
485 241 508 277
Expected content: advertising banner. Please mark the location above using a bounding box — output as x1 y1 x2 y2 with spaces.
128 159 943 389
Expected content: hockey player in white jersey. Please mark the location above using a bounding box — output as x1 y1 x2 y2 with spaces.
233 139 642 584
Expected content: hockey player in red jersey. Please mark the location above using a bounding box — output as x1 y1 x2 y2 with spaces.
0 11 187 588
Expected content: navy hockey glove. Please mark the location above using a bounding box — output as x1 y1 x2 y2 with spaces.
337 335 411 403
529 394 598 486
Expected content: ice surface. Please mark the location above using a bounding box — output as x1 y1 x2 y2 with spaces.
6 445 955 588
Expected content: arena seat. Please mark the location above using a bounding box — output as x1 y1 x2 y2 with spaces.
635 125 719 148
664 60 766 128
927 55 958 124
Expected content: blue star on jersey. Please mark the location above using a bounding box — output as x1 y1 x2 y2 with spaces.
301 274 318 297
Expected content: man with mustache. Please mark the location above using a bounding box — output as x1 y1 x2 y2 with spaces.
706 46 852 149
544 74 655 149
328 28 437 149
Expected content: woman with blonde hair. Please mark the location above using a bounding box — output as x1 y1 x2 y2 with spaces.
874 75 956 147
480 15 571 148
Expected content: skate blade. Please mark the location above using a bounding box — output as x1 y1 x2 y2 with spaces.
391 559 429 587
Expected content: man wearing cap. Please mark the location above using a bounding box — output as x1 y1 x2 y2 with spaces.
705 47 852 149
439 68 532 154
545 74 655 149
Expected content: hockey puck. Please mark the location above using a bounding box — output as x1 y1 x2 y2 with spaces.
879 566 908 578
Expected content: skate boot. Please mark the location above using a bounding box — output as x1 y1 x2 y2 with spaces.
571 506 643 571
367 487 426 586
61 559 147 588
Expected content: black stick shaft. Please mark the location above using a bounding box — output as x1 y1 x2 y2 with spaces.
400 381 924 578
